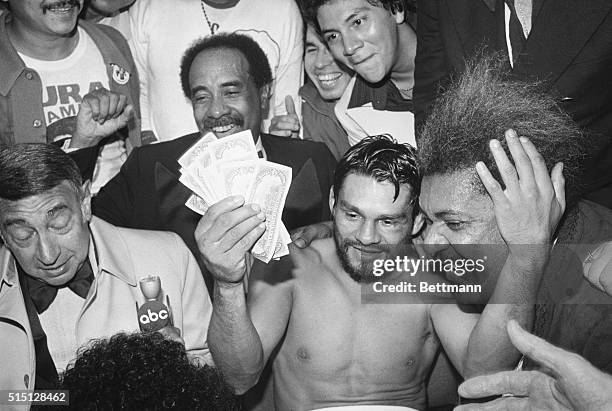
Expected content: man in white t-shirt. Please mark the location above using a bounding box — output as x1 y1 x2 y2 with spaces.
123 0 304 141
0 0 143 193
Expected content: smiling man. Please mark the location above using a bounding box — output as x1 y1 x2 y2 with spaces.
204 133 559 410
0 144 212 408
0 0 143 193
93 33 337 293
303 0 417 146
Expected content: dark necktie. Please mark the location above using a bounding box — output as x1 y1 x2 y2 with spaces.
505 0 527 66
25 259 95 314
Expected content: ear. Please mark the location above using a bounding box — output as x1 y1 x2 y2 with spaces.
393 8 405 24
80 180 93 222
411 211 424 236
259 83 272 119
328 186 336 215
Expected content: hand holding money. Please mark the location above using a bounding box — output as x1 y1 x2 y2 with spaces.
195 196 266 285
180 130 292 263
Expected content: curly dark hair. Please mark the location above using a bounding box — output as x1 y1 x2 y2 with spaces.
333 134 420 202
59 332 241 411
179 32 273 99
418 53 597 212
299 0 416 25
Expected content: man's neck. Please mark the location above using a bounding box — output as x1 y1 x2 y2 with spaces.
201 0 241 9
389 23 417 98
7 19 79 61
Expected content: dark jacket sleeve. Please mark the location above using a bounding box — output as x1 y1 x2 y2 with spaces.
69 146 99 182
413 0 450 137
92 146 142 227
313 143 337 221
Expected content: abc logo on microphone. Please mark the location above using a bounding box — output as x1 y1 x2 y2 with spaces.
138 300 171 332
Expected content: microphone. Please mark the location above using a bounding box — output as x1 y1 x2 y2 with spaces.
136 276 173 332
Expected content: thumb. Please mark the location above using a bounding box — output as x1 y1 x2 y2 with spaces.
116 104 134 125
285 95 297 116
507 320 567 375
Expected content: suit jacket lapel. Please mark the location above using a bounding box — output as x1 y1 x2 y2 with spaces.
518 0 612 84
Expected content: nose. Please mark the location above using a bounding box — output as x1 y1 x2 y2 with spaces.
36 233 61 266
315 47 334 69
356 220 381 246
342 34 363 57
207 94 230 119
420 224 451 256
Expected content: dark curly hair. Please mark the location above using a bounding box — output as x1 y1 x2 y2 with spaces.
180 32 273 99
333 134 420 202
299 0 416 25
418 53 596 212
59 332 241 411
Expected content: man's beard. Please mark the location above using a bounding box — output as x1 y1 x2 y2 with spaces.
334 230 394 284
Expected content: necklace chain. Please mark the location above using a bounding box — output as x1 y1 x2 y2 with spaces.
200 1 219 35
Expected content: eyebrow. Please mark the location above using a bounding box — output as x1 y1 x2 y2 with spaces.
190 85 209 96
220 81 244 88
338 200 408 220
320 7 370 33
47 204 69 218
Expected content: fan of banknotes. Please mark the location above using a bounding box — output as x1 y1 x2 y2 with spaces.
178 130 292 263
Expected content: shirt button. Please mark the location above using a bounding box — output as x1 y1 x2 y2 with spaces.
33 119 42 128
25 71 34 80
24 374 29 388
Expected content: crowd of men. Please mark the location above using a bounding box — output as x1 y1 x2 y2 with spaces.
0 0 611 410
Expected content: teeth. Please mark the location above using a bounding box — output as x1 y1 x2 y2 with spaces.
212 124 235 133
317 73 342 82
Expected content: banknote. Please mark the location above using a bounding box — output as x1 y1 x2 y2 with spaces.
273 223 291 260
185 194 210 215
178 132 217 168
219 160 261 196
208 130 258 164
247 162 292 263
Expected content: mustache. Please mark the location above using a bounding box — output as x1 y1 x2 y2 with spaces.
342 239 390 254
41 0 80 12
202 115 244 130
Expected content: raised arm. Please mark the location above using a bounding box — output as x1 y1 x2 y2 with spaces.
434 129 566 378
198 196 293 393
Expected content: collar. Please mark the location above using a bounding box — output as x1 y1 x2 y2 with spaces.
0 244 18 290
0 13 27 97
88 216 137 286
255 136 267 160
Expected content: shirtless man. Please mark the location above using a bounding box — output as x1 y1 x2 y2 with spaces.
202 135 562 410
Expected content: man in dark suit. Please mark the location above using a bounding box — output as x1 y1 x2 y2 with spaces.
93 33 337 292
413 0 612 208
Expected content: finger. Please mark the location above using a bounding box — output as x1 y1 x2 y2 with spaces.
550 162 566 212
506 319 572 376
195 196 245 237
285 95 297 115
205 204 263 243
112 93 128 119
475 161 508 206
269 129 294 137
226 220 267 258
106 92 120 119
116 104 134 127
84 95 100 122
96 92 110 124
519 136 551 194
489 135 519 196
218 213 267 252
275 118 300 132
455 396 528 411
458 371 533 398
505 132 536 191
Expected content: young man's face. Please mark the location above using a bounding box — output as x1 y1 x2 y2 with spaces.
317 0 403 84
6 0 82 39
418 170 508 304
188 47 268 141
304 25 352 101
331 173 417 283
0 181 91 287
